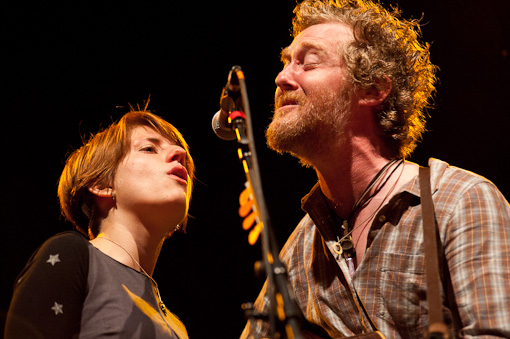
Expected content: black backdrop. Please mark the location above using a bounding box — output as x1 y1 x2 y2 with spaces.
2 1 510 337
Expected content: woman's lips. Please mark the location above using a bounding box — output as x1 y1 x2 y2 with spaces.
168 166 188 185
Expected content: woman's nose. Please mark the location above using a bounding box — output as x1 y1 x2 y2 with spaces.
167 146 187 166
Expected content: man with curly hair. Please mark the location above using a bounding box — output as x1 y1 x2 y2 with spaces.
241 0 510 338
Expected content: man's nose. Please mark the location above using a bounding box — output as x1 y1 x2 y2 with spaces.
275 66 299 91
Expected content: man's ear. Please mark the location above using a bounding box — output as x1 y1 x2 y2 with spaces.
358 76 392 106
88 185 113 198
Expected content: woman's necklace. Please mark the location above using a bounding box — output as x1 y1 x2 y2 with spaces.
332 159 404 257
99 237 168 316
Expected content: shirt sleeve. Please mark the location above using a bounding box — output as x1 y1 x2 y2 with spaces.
4 231 90 339
444 181 510 338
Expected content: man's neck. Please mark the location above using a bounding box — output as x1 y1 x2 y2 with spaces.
311 131 397 219
317 156 392 218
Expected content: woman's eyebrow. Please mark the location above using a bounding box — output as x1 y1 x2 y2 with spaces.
133 136 163 147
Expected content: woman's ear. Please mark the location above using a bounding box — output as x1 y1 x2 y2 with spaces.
357 76 392 106
88 185 114 199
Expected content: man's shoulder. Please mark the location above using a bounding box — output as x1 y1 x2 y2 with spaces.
428 158 509 214
429 158 495 190
280 214 315 255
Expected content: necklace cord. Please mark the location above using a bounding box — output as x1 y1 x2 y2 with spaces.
337 159 404 246
352 160 405 246
349 159 400 219
98 237 168 315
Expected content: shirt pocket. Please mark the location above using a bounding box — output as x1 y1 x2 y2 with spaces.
376 252 427 334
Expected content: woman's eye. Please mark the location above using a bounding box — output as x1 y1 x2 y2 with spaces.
140 145 157 153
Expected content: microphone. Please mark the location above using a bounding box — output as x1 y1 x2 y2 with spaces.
212 110 236 140
211 67 243 140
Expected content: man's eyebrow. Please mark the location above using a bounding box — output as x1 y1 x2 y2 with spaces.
300 41 328 54
280 41 327 63
280 46 290 63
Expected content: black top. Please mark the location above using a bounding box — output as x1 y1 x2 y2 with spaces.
5 231 187 338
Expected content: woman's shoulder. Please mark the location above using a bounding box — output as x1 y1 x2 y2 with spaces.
32 231 90 264
35 230 90 266
14 231 90 286
43 230 89 246
6 232 90 338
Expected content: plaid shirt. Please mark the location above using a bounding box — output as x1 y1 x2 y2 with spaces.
241 159 510 338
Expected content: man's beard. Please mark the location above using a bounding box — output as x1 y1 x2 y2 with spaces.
266 88 352 167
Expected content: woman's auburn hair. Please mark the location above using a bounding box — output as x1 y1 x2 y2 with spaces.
57 110 195 238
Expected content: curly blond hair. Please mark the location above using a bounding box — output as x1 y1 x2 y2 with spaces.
292 0 438 158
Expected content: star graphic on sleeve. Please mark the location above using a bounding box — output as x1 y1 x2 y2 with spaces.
51 302 63 315
46 254 61 266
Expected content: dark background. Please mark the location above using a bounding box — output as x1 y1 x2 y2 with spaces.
2 1 509 337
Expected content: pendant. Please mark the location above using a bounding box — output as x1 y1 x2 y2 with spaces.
333 220 356 257
341 238 354 252
333 238 354 256
160 301 167 316
340 220 354 252
333 241 343 255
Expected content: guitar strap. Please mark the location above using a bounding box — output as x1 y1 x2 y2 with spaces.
419 166 451 339
353 166 457 339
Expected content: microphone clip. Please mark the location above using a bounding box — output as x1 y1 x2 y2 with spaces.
220 66 243 114
213 66 247 141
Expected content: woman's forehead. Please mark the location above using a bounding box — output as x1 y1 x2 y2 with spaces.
130 125 178 146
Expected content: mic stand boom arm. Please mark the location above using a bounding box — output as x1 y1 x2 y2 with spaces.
224 66 304 339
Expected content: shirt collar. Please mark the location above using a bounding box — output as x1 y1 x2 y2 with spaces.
301 158 448 215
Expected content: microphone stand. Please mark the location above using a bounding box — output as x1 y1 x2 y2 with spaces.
221 66 304 339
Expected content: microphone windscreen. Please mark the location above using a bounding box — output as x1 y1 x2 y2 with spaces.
212 110 236 140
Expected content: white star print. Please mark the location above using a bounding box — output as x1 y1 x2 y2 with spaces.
51 302 63 315
46 254 61 266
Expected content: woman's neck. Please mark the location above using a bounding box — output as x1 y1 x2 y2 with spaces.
90 220 164 276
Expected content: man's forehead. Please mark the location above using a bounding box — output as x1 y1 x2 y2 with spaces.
282 22 354 58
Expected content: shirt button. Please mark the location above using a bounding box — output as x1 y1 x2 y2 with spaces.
378 215 386 223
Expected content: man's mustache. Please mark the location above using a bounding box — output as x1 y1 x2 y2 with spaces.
274 91 306 110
